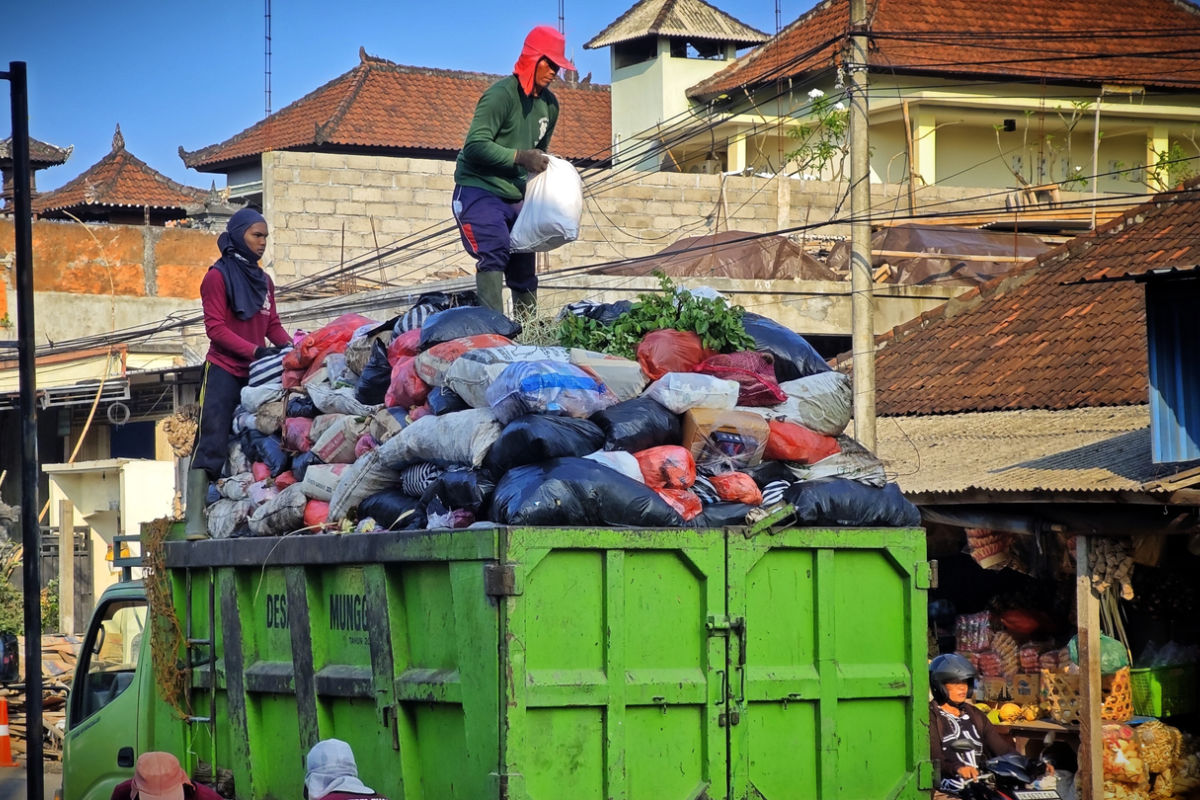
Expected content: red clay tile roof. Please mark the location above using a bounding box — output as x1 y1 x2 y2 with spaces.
0 136 73 166
180 49 612 171
35 126 205 214
862 180 1200 416
689 0 1200 99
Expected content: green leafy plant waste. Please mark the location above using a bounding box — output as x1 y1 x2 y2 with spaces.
556 273 757 359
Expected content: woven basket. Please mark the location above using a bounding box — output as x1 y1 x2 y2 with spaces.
1040 666 1133 724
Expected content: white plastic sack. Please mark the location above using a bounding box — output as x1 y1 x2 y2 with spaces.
377 408 502 469
307 384 378 417
300 463 349 501
327 450 403 522
772 371 853 436
249 484 308 536
782 436 886 487
206 498 254 539
240 385 283 414
645 373 740 414
216 472 255 502
444 345 570 408
311 416 369 464
509 155 583 252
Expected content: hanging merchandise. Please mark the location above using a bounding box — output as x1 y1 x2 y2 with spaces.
509 155 584 252
965 528 1015 570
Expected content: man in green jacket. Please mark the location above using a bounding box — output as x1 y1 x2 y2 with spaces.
452 25 575 317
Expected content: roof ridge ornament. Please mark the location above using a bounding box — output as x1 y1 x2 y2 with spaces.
112 124 125 152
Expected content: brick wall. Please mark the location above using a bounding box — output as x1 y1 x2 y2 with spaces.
262 151 999 289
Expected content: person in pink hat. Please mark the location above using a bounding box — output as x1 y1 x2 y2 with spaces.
451 24 576 318
109 752 222 800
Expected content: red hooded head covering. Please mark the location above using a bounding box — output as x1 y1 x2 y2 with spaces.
513 25 576 96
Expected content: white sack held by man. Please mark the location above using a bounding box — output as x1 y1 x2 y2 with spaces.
510 155 583 252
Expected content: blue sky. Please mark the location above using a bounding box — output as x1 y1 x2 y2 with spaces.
1 0 805 193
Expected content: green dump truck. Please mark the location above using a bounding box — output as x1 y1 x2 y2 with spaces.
61 523 934 800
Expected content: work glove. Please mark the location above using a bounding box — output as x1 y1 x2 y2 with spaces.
514 148 549 173
253 345 284 360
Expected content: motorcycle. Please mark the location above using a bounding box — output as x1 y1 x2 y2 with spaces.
959 754 1063 800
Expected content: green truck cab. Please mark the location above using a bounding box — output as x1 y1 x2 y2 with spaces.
62 524 934 800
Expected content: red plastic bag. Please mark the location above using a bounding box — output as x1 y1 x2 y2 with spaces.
707 471 763 505
636 330 713 381
281 417 315 453
251 462 270 482
656 488 702 521
763 419 841 463
634 445 696 490
284 313 375 369
388 328 422 363
414 334 513 386
385 356 430 409
273 470 297 489
696 352 786 407
282 368 305 390
303 500 330 529
354 433 377 459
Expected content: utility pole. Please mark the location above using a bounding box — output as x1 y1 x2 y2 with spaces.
2 60 44 800
848 0 876 450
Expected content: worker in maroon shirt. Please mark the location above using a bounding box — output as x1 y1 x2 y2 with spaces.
109 752 223 800
186 207 291 538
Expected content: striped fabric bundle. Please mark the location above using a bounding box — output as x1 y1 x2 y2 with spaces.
248 348 292 387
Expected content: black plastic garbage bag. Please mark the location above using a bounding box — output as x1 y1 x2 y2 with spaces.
355 339 392 405
782 478 921 527
560 299 634 325
741 312 830 382
418 307 522 351
422 466 496 513
286 393 319 418
589 396 680 452
689 502 755 528
428 386 470 415
259 435 291 477
358 489 426 530
487 414 607 473
743 459 796 488
490 457 684 527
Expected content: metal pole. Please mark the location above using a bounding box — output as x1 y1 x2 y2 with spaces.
5 60 44 800
848 0 876 450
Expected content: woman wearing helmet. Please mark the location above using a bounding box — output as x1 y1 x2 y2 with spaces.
929 653 1016 797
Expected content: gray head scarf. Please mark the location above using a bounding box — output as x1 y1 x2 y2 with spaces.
304 739 374 800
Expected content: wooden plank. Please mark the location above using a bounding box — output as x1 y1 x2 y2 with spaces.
59 501 74 635
1076 536 1103 800
873 249 1034 263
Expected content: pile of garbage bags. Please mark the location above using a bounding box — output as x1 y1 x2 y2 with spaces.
202 292 921 537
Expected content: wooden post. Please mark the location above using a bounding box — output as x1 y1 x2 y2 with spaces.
59 500 75 635
1076 535 1102 799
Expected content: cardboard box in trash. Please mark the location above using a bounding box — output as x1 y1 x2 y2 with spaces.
680 408 770 471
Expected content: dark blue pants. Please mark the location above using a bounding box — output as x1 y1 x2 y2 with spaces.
193 361 245 480
451 184 537 292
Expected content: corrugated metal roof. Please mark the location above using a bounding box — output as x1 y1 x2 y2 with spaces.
870 405 1197 497
585 0 768 50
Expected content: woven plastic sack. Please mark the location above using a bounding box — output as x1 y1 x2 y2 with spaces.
415 334 515 387
644 373 739 414
307 385 377 417
248 484 308 536
486 360 618 425
636 330 713 381
311 416 369 464
254 400 286 436
696 352 787 407
281 417 315 454
633 445 696 490
217 472 255 502
240 385 283 414
774 371 853 436
369 407 409 444
206 498 254 539
509 155 583 252
568 349 647 401
327 449 403 522
444 345 570 408
300 463 349 502
377 408 502 469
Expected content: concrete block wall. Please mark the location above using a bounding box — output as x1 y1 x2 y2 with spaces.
262 151 1006 293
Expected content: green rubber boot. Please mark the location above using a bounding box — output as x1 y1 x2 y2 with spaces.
475 270 504 314
513 289 538 320
184 468 210 540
